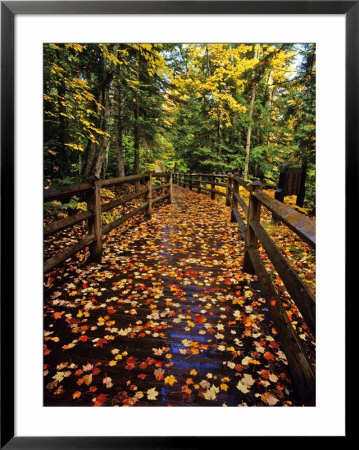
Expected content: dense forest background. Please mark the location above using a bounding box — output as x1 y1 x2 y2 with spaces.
43 43 315 207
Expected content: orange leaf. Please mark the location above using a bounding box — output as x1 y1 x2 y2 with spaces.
53 311 64 320
264 352 275 362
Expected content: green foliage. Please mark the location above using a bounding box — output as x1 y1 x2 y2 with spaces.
44 196 87 218
43 42 316 212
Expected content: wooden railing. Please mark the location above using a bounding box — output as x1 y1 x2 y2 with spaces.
44 172 172 273
174 172 316 405
173 172 229 199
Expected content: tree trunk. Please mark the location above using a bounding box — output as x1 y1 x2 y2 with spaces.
83 53 106 177
102 148 108 180
94 84 111 179
83 140 97 178
133 107 140 173
114 83 125 177
133 51 140 176
57 79 71 177
217 110 222 156
243 84 256 181
205 44 211 77
243 46 260 181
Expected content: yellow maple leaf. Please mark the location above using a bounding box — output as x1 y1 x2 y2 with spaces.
164 375 177 386
83 374 92 386
147 387 159 401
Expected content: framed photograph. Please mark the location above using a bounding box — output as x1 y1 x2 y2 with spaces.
1 0 353 447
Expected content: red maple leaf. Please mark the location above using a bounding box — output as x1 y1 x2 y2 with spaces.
92 367 101 376
263 351 276 361
93 393 107 407
96 338 107 348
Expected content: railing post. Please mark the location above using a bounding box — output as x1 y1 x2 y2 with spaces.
189 173 192 190
168 173 172 204
296 164 307 207
243 180 263 273
211 173 215 200
226 173 232 206
198 175 202 194
230 174 239 223
87 175 102 263
145 171 153 217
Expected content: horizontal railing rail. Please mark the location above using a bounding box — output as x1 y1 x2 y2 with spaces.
44 172 172 273
100 173 148 187
43 182 93 203
253 190 315 249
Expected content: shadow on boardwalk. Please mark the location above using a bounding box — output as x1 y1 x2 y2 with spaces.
44 186 301 406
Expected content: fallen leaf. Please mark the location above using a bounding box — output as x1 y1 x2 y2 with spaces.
83 374 93 386
147 387 159 400
261 392 279 406
203 384 219 400
164 375 177 386
236 381 250 394
72 391 81 399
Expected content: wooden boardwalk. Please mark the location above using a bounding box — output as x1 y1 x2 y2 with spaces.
44 186 302 407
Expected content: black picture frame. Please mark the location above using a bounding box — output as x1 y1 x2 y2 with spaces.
1 1 354 447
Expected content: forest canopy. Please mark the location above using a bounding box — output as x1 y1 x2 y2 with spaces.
43 43 316 207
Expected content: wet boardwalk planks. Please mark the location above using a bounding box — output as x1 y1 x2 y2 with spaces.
44 186 301 407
